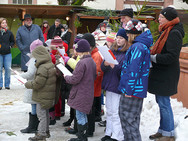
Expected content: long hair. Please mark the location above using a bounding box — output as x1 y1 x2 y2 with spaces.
0 17 8 29
112 40 129 52
127 34 140 45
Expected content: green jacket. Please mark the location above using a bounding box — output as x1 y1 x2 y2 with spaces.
25 46 56 109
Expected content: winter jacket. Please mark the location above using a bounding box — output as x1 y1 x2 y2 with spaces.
47 24 62 39
25 46 56 109
20 57 37 104
118 30 153 98
0 30 15 55
148 23 184 96
16 24 44 71
65 55 96 114
91 47 103 97
61 30 72 45
101 47 126 94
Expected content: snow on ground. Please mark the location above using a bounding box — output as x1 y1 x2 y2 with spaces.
0 67 188 141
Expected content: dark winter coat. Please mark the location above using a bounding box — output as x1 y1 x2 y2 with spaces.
0 30 15 55
47 24 62 39
101 47 126 94
148 23 184 96
16 24 44 71
61 30 72 45
25 46 56 109
64 55 96 114
118 30 153 98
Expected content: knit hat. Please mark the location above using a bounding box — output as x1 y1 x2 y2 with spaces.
119 8 134 18
106 32 116 43
74 34 83 44
30 39 43 52
116 29 128 41
82 33 96 48
51 37 63 47
75 39 90 53
125 19 143 34
160 7 178 21
99 22 107 28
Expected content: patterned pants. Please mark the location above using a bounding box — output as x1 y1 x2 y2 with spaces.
119 95 143 141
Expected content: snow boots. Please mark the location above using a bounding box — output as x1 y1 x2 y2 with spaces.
20 112 39 133
68 123 88 141
28 133 46 141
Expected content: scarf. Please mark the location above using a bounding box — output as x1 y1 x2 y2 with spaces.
0 27 7 35
150 17 180 55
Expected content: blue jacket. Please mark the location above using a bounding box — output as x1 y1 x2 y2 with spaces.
16 24 44 71
101 48 126 94
118 30 153 98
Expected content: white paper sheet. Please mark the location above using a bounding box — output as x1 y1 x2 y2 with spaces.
56 63 72 76
97 46 119 65
57 48 65 57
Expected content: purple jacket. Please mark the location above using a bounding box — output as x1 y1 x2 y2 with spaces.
65 55 96 114
101 49 126 94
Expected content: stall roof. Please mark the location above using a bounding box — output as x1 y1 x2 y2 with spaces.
0 4 87 19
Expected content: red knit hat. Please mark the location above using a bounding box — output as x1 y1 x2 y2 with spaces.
106 32 116 43
51 37 63 47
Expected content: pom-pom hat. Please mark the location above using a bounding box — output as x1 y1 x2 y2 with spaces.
75 39 90 53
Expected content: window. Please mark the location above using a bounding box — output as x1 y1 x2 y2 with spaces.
13 0 32 4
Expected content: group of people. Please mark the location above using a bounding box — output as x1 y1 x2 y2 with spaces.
0 5 185 141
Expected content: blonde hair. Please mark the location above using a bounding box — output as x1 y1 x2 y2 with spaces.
127 34 140 45
77 52 90 59
112 40 129 52
0 17 8 29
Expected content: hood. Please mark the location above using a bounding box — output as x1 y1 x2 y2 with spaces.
32 46 51 67
172 23 185 38
134 30 153 48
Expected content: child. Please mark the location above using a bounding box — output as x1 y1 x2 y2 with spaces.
101 28 129 141
64 39 96 141
25 45 57 141
118 19 153 141
20 39 43 134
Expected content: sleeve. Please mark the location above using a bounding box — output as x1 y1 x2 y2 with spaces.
9 31 15 47
25 67 47 90
64 61 85 85
156 30 182 65
101 61 112 72
16 28 24 51
67 57 80 70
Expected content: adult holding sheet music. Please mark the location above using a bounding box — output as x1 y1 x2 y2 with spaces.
0 17 15 90
100 28 129 141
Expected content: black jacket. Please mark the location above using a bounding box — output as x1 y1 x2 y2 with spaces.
47 24 62 39
148 23 185 96
0 30 15 55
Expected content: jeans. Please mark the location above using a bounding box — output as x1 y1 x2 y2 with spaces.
156 95 174 136
76 110 88 125
31 104 37 115
0 53 12 88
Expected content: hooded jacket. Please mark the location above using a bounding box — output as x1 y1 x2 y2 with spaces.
118 30 153 98
25 46 56 109
148 23 184 96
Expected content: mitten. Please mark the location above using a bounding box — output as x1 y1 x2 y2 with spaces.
63 56 70 64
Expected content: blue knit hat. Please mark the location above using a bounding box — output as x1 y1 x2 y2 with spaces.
116 29 128 41
75 39 90 53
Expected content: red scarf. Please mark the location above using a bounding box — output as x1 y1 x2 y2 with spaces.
150 17 180 55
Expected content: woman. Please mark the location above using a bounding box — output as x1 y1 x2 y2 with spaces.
148 7 184 141
101 29 128 141
0 17 15 90
41 20 50 42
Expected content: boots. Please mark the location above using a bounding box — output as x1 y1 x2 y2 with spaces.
28 133 46 141
68 123 88 141
63 118 74 126
20 113 39 133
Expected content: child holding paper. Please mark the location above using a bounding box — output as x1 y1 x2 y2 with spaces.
101 28 129 141
20 39 43 134
118 19 153 141
25 45 56 141
64 39 96 141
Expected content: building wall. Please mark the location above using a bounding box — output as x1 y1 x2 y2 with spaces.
37 0 58 5
0 0 8 4
173 0 188 9
83 0 116 10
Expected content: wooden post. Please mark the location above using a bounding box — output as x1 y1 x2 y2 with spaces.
22 9 26 25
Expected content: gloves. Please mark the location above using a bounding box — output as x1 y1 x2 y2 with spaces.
63 56 70 64
150 54 157 63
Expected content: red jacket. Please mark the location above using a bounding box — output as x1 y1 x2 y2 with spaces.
91 48 104 97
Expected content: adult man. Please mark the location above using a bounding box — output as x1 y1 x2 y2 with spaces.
47 19 63 39
16 14 44 72
119 8 134 29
